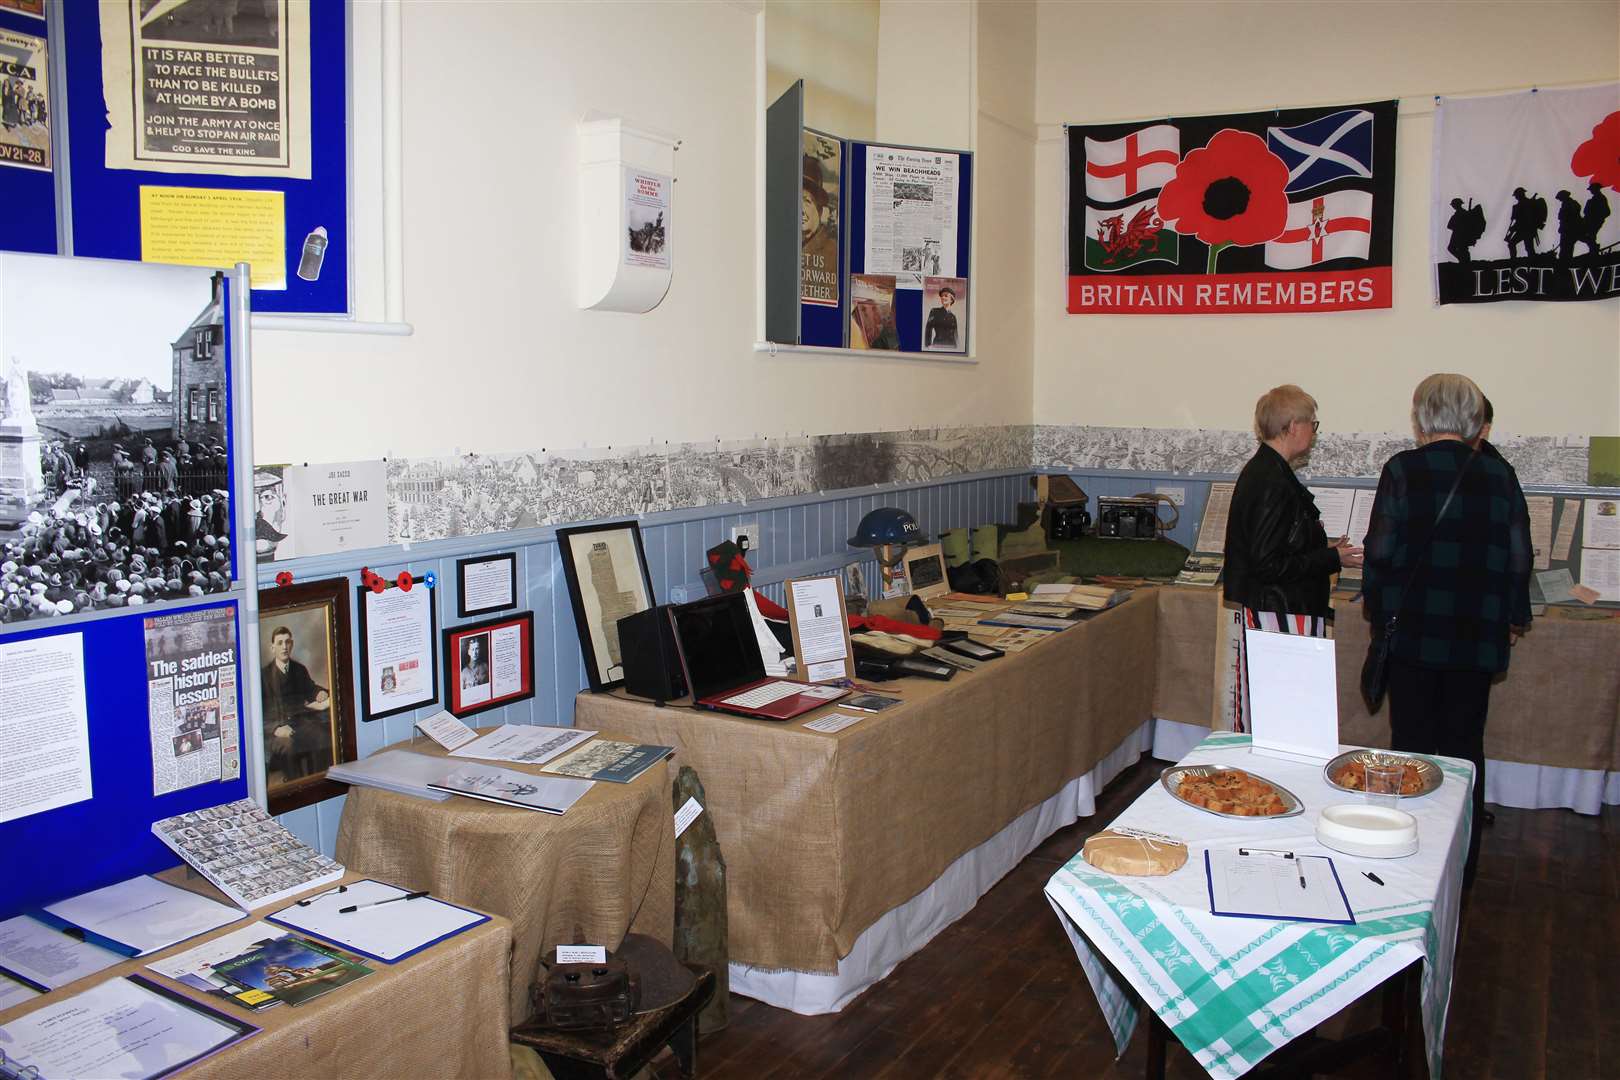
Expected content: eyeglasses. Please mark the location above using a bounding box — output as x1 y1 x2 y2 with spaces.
1298 419 1321 433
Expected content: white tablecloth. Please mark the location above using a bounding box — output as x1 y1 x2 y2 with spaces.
1045 731 1473 1079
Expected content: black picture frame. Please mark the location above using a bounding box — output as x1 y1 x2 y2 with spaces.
356 575 440 721
443 611 536 719
556 520 657 692
455 551 519 618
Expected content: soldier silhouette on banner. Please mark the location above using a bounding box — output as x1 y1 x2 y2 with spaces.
1582 180 1611 256
1504 187 1547 260
1555 190 1584 260
1445 197 1486 263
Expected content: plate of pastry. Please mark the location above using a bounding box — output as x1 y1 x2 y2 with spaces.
1160 765 1303 819
1323 750 1442 799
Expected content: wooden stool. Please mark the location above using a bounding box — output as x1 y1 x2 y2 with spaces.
511 966 716 1080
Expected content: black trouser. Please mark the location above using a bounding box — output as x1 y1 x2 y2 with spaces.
1387 657 1492 887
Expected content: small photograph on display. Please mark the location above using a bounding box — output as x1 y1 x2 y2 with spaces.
0 28 50 172
0 255 233 625
801 130 841 307
920 276 967 353
848 273 898 350
459 632 491 694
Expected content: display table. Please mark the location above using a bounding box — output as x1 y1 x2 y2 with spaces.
335 738 675 1019
1045 731 1473 1080
572 591 1159 1006
1153 586 1620 811
0 870 513 1080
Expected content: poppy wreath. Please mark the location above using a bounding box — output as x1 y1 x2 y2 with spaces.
1571 110 1620 191
1156 128 1290 273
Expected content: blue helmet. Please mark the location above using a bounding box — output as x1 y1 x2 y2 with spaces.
848 507 921 548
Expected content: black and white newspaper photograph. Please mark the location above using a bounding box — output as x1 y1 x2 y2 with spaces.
144 604 241 795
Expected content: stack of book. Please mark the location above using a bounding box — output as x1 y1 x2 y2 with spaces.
326 749 455 801
1028 582 1130 610
1174 553 1226 588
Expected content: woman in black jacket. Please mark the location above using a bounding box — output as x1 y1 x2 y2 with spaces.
1223 384 1361 729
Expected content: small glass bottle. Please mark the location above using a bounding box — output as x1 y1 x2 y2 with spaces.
296 226 328 282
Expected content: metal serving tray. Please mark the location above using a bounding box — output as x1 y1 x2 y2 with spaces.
1322 750 1444 799
1160 764 1304 819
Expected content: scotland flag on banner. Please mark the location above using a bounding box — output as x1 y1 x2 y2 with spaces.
1267 109 1374 192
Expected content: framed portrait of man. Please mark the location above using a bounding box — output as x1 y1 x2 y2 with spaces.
256 577 357 814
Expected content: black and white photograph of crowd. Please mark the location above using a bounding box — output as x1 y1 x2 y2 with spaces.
0 255 234 624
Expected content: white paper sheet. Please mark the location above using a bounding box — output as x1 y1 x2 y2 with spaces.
362 584 436 714
43 875 244 956
0 915 122 989
790 577 849 681
1535 568 1576 604
1243 627 1339 762
1580 546 1620 602
1205 850 1353 923
743 588 790 677
460 556 515 613
1525 495 1555 571
415 710 478 751
0 976 254 1079
804 712 864 734
1347 489 1377 549
448 724 595 765
1306 487 1354 539
0 632 92 825
0 972 37 1009
268 879 485 962
1584 498 1620 549
1552 498 1581 562
1195 482 1236 553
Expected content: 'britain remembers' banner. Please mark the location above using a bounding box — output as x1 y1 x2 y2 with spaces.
1066 101 1398 314
1431 84 1620 304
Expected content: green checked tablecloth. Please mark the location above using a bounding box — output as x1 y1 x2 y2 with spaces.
1045 732 1473 1079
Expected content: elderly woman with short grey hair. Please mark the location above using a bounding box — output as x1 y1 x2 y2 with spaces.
1362 373 1531 887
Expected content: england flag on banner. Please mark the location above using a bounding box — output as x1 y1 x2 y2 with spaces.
1267 109 1374 192
1266 190 1373 269
1084 125 1179 202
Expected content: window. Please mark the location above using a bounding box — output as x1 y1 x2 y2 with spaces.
195 327 213 361
207 389 221 423
189 388 203 422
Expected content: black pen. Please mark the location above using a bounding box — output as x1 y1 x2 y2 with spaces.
339 890 428 914
1298 860 1307 889
296 883 347 906
1363 871 1385 886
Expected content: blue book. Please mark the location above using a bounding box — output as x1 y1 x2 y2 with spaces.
541 741 674 784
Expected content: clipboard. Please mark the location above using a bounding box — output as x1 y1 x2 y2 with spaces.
784 575 856 683
1203 850 1356 925
266 880 489 964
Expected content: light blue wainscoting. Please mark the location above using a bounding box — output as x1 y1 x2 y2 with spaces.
264 469 1032 853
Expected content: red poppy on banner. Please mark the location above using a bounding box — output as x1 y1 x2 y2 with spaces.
1066 101 1397 314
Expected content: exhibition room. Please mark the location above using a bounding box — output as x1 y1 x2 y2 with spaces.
1 1 1617 1078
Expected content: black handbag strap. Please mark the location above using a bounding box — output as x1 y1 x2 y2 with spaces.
1384 447 1477 629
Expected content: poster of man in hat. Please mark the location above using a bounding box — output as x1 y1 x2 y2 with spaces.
0 254 234 626
802 131 842 306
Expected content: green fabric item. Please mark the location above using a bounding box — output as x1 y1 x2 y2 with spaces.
1590 437 1620 487
998 519 1050 559
971 525 999 562
938 528 972 568
1050 535 1190 579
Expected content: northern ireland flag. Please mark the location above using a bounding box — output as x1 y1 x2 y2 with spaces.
1265 190 1373 269
1267 109 1375 192
1084 125 1180 203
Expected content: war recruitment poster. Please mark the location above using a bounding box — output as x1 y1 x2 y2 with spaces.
1067 101 1398 314
99 0 312 179
802 130 841 306
0 27 50 172
865 146 960 289
144 605 241 795
1431 84 1620 304
624 168 671 270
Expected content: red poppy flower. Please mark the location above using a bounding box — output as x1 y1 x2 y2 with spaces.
1571 110 1620 191
274 571 293 587
1156 129 1289 270
370 576 386 594
397 571 413 592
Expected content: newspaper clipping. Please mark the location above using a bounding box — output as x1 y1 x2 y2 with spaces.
145 605 241 795
864 146 960 289
0 27 50 171
625 168 671 269
801 131 841 306
99 0 312 178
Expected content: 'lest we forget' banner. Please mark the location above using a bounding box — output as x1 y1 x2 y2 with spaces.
1066 101 1398 315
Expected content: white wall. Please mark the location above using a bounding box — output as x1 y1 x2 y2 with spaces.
766 0 880 140
249 1 1033 467
1032 0 1620 441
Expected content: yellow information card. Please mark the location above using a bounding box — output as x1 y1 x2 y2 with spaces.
139 186 287 290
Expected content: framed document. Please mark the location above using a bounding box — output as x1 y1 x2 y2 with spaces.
455 551 519 618
556 521 656 692
901 543 950 601
257 578 357 814
357 577 439 721
785 575 855 683
443 611 536 718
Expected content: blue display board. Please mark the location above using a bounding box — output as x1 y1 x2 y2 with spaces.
60 0 348 314
0 255 251 920
0 601 250 918
0 7 57 255
847 142 974 354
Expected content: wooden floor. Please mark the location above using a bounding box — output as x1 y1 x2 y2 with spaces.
662 756 1620 1080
